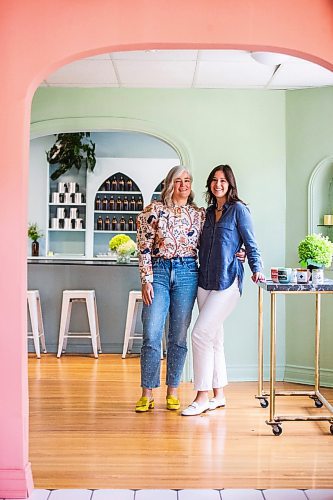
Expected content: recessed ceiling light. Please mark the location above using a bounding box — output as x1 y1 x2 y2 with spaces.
251 51 290 66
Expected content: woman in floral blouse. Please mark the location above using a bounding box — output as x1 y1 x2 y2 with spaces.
135 165 205 412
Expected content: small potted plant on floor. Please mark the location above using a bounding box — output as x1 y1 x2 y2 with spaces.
298 233 333 281
28 223 43 256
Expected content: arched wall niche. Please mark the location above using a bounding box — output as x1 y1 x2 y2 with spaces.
308 157 333 262
2 1 333 498
30 117 189 166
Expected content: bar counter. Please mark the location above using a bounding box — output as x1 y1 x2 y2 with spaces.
28 258 142 354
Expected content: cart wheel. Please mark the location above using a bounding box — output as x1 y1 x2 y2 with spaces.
272 424 282 436
330 424 333 435
314 399 323 408
260 399 269 408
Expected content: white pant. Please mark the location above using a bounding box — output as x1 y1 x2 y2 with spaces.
192 281 240 391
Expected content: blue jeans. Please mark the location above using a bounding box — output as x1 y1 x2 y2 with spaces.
141 257 198 389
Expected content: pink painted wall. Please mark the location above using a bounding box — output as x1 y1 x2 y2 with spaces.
1 1 333 497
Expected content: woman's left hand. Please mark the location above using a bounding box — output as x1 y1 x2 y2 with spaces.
251 272 266 283
235 248 246 262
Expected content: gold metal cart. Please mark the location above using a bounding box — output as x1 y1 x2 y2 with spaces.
256 279 333 435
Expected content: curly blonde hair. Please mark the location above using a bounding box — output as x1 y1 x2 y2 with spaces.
161 166 196 208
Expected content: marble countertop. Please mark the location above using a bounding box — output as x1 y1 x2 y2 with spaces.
28 257 138 266
259 279 333 292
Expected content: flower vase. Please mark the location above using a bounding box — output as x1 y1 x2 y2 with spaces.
116 253 131 264
31 240 39 257
307 264 322 282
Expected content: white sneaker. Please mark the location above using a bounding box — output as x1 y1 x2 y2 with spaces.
181 401 210 416
209 396 226 410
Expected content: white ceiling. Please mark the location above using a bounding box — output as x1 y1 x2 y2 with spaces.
41 50 333 90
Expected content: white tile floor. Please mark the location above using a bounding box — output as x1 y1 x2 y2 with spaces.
4 490 333 500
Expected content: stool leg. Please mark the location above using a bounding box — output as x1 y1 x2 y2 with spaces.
128 301 140 352
37 295 47 354
93 294 102 353
122 294 137 358
86 295 98 358
62 300 72 352
28 294 41 359
57 295 71 357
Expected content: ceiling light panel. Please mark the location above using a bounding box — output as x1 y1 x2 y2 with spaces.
46 60 118 86
195 61 273 88
114 60 196 87
199 50 251 62
111 50 198 61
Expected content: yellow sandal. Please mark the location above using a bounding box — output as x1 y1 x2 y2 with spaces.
135 396 154 412
166 395 180 410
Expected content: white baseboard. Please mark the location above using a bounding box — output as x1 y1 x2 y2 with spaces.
182 364 285 383
284 364 333 388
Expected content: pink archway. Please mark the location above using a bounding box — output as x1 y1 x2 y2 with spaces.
1 1 333 497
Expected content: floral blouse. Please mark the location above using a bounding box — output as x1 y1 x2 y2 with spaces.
137 201 206 284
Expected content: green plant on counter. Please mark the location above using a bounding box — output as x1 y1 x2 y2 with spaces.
298 233 333 268
109 234 131 251
46 132 96 180
28 222 43 242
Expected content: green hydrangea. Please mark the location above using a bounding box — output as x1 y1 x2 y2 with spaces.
109 234 131 251
298 233 333 268
117 240 137 256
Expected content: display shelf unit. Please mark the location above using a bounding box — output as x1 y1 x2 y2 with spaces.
150 181 164 202
46 165 87 257
41 157 176 258
93 172 143 256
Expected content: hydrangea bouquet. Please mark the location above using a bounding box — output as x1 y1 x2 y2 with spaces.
109 234 137 263
298 233 333 268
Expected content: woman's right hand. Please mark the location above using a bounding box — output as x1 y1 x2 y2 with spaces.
142 282 154 305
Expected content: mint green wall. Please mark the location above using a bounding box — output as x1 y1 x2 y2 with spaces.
286 87 333 386
31 87 287 382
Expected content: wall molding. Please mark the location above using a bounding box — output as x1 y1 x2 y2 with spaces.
0 463 33 499
308 155 333 234
30 116 191 170
284 363 333 388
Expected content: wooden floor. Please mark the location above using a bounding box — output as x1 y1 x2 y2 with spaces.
28 354 333 490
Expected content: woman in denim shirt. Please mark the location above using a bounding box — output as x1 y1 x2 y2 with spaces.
182 164 265 416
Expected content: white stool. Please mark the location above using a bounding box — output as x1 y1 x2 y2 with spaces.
27 290 47 358
57 290 102 358
122 290 166 359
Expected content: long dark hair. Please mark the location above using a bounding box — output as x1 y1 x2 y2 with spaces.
205 164 245 207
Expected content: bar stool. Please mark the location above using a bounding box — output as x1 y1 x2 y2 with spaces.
27 290 47 358
122 290 166 359
57 290 102 358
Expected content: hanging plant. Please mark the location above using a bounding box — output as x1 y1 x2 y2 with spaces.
46 132 96 180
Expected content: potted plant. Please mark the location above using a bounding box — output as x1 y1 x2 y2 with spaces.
298 233 333 279
109 234 137 263
28 223 43 256
46 132 96 180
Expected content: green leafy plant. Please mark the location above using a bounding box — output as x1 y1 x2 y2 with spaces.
46 132 96 180
109 234 131 251
28 223 43 242
298 233 333 268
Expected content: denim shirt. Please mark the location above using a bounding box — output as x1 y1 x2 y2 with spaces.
198 202 262 294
